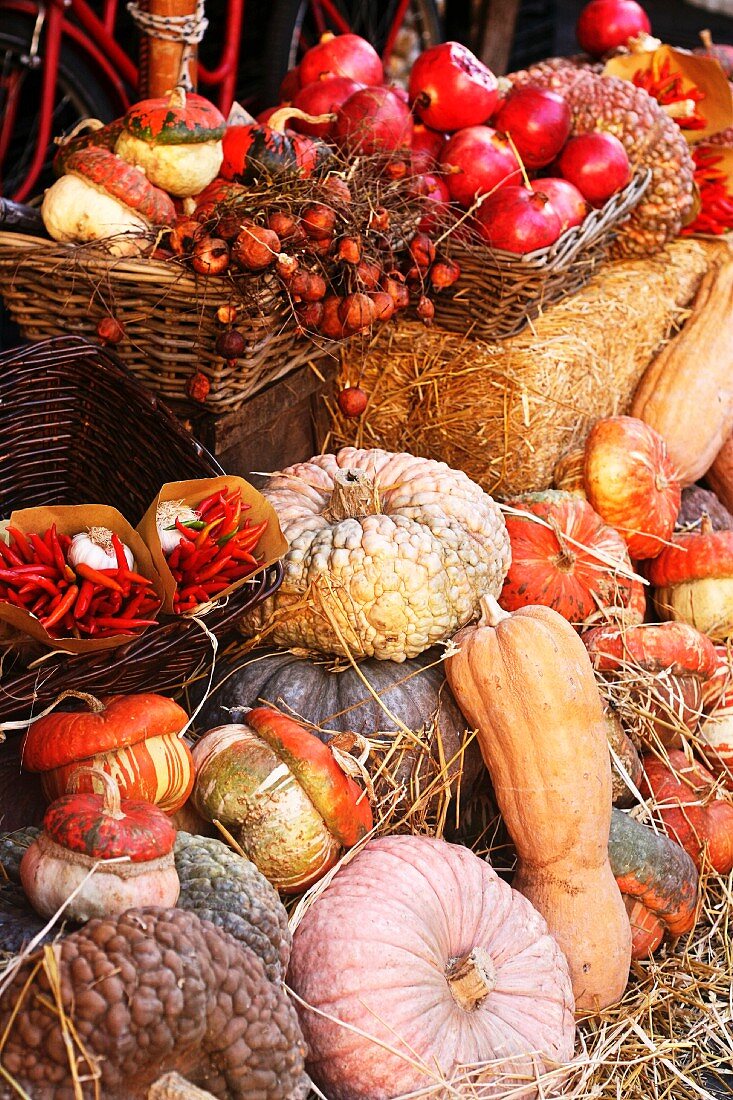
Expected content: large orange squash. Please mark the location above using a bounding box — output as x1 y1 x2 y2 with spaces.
21 694 193 814
446 596 632 1011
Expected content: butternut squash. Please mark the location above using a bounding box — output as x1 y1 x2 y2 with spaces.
446 596 632 1013
706 432 733 514
631 258 733 485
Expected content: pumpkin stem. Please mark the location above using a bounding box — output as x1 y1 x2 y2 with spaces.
266 107 337 135
549 517 576 573
168 86 187 111
477 595 511 628
445 948 497 1010
68 766 125 820
48 689 106 714
700 513 713 536
322 469 381 523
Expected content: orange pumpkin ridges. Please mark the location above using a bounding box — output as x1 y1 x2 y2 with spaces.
64 147 177 226
499 490 636 625
641 749 733 874
583 621 719 681
246 707 372 845
22 694 189 772
583 415 681 560
623 896 665 957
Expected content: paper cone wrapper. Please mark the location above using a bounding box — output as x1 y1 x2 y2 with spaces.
0 505 165 653
137 476 288 616
605 45 733 143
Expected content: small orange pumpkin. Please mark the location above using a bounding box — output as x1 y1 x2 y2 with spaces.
647 517 733 640
21 693 193 814
584 416 681 560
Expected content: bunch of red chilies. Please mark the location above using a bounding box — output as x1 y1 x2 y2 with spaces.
166 488 267 614
632 61 707 130
0 526 160 638
682 146 733 236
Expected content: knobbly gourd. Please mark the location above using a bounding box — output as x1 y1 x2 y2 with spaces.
20 768 179 921
239 448 511 661
287 834 575 1100
21 693 193 813
0 907 309 1099
115 87 226 196
447 596 632 1011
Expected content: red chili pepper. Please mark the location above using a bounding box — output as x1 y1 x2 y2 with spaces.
41 585 79 630
167 545 182 570
48 525 68 577
0 539 24 568
28 534 55 566
110 533 130 573
19 576 59 597
74 580 95 619
196 490 226 518
7 527 33 563
74 562 124 592
116 569 153 587
175 518 199 541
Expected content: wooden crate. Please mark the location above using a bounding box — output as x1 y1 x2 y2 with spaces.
174 357 338 484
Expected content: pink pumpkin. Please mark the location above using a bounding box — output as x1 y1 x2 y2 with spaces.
287 834 575 1099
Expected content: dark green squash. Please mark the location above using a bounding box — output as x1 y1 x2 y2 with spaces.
608 807 699 958
197 647 484 809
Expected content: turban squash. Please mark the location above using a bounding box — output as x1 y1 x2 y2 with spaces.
648 519 733 641
116 87 226 197
288 834 575 1100
447 596 631 1011
192 707 372 892
21 693 193 814
238 448 511 662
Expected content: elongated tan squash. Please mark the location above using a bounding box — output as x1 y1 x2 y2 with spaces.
631 259 733 485
446 596 632 1012
706 432 733 514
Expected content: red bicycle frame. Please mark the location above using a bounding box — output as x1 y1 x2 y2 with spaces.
1 0 244 201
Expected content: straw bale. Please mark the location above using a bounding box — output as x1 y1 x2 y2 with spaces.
329 240 729 497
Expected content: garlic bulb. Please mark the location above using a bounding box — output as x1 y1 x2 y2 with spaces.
156 501 200 555
68 527 134 571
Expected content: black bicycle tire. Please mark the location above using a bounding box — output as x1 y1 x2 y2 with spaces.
260 0 442 107
0 11 119 199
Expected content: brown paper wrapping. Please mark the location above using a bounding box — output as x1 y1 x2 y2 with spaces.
0 505 165 654
605 46 733 144
137 476 288 616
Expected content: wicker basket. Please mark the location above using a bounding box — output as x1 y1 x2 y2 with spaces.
0 233 334 413
0 336 283 724
436 170 652 340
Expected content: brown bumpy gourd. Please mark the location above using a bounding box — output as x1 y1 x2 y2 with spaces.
447 596 632 1012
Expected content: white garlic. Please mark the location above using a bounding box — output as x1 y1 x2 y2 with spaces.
68 527 134 571
156 501 200 555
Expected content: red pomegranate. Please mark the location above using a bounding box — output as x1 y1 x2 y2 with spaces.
334 86 413 156
279 67 301 101
299 32 383 87
576 0 651 58
557 132 631 207
411 123 448 172
493 87 571 170
293 77 363 138
440 126 520 208
476 186 563 253
531 178 588 231
408 42 499 132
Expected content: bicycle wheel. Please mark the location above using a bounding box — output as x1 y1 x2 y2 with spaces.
0 13 118 200
260 0 442 106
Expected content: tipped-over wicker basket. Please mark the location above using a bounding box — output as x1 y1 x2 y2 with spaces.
437 170 652 340
0 336 283 724
0 233 332 413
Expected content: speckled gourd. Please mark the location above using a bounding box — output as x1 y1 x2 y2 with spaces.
238 448 511 661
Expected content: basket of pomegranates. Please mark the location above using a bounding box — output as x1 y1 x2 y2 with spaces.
0 46 447 414
0 336 284 725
